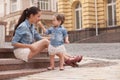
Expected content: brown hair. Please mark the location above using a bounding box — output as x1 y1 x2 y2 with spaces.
54 13 65 25
13 6 41 36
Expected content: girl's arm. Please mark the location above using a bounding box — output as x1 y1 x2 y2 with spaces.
38 21 47 33
64 36 70 44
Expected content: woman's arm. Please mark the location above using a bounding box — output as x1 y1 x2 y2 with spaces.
12 43 31 48
12 43 35 52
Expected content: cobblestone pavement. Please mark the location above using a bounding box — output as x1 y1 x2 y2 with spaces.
11 57 120 80
65 43 120 59
10 43 120 80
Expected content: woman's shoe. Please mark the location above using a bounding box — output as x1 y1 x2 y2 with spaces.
65 59 79 67
77 55 83 62
71 55 83 63
72 62 79 67
65 59 71 65
65 59 74 67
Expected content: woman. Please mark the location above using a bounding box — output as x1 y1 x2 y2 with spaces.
12 6 82 66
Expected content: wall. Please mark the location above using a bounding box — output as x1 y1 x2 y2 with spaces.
58 0 120 31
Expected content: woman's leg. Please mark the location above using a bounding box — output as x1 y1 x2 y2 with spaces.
63 53 72 61
28 39 49 59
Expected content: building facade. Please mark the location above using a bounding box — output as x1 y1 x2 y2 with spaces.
0 0 58 35
58 0 119 31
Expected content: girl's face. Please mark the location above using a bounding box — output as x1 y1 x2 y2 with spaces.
52 16 61 27
30 11 41 24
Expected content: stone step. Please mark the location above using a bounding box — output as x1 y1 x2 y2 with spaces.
0 68 47 80
76 32 120 43
0 58 59 71
0 48 59 79
0 48 49 58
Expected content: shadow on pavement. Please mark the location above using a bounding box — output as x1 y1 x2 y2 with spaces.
78 59 118 68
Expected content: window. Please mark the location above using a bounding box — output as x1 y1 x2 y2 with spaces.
107 0 116 27
38 0 50 11
30 0 35 6
75 2 82 29
10 0 17 12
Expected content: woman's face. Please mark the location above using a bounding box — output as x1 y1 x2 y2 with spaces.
30 11 41 24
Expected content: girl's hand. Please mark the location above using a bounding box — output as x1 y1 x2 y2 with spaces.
37 21 42 27
37 21 47 33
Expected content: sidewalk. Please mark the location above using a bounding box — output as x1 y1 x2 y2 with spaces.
11 57 120 80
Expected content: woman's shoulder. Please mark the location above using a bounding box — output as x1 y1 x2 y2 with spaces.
17 21 27 29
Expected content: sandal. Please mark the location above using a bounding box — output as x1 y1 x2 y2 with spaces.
47 67 54 70
59 67 64 71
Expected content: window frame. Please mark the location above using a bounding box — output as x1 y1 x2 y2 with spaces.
107 0 116 27
75 3 82 30
38 0 50 11
10 0 17 12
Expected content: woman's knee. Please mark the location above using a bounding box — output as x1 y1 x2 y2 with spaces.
42 39 50 45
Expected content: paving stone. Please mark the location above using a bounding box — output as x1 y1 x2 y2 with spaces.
6 43 120 80
11 57 120 80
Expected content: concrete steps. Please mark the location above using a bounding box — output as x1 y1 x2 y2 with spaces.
0 48 59 79
0 58 59 71
0 48 49 58
0 68 47 80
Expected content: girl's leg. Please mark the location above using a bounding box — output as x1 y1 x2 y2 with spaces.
28 39 49 59
48 54 55 70
56 53 64 70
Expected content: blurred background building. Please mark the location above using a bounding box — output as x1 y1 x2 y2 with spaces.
0 0 119 43
0 0 58 36
58 0 118 30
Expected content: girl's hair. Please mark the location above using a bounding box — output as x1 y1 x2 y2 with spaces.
54 13 65 25
13 6 41 36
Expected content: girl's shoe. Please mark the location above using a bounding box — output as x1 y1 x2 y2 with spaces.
47 67 54 70
59 67 64 71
